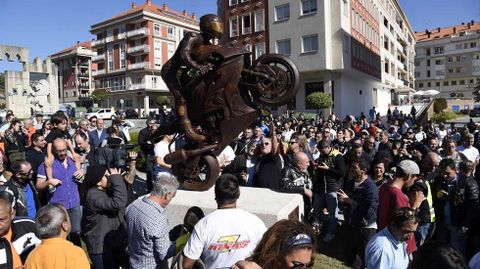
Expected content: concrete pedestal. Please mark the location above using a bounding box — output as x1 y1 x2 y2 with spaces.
164 187 304 229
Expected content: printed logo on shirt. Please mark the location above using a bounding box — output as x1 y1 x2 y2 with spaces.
207 235 250 252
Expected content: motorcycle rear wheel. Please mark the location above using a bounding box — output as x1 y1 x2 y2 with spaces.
179 154 220 191
250 54 300 107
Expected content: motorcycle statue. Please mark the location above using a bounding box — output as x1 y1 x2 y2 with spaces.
154 44 299 191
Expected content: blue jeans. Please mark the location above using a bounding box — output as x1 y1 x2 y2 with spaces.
67 205 82 246
313 192 338 235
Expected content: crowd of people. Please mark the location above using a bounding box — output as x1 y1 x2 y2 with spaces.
0 106 479 269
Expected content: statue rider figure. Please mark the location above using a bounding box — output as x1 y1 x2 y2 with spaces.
161 14 224 142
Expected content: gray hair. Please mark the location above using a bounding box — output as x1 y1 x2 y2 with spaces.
79 119 89 126
35 204 68 239
152 173 180 197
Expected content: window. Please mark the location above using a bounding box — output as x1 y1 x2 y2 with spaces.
155 57 162 67
343 35 350 53
154 23 160 36
229 0 237 5
254 10 264 32
275 4 290 21
167 26 174 39
229 16 239 37
301 0 317 15
448 68 453 73
414 60 420 66
242 14 251 35
435 82 440 86
108 46 114 71
459 80 465 85
426 48 431 56
427 82 431 87
451 80 457 86
433 46 444 54
456 44 463 50
414 71 420 77
435 59 444 65
461 55 467 61
418 83 423 88
427 70 430 77
154 39 161 51
255 43 265 59
471 42 477 48
443 81 449 86
427 60 430 67
342 0 348 16
167 42 175 58
276 39 291 55
302 34 318 53
120 44 126 69
448 57 452 62
435 70 445 76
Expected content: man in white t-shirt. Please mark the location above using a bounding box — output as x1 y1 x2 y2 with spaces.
457 134 480 165
154 134 175 175
182 174 267 269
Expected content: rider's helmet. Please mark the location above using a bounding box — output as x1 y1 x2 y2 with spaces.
199 14 224 39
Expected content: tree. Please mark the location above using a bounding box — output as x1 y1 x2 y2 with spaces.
90 89 107 104
433 98 447 113
473 78 480 102
0 74 4 91
305 92 333 113
155 96 171 107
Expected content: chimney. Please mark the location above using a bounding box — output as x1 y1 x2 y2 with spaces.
131 2 136 8
163 3 168 10
182 10 188 16
453 27 456 34
192 12 196 20
146 0 151 6
472 20 475 25
437 27 440 32
425 29 429 34
468 22 471 29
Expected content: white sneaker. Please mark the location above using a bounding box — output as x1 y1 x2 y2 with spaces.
322 233 335 242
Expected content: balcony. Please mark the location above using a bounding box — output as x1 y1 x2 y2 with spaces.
92 69 106 76
128 62 149 70
92 38 105 47
92 54 105 62
78 72 89 78
127 28 150 38
127 45 150 55
106 36 114 43
117 32 126 39
130 83 146 90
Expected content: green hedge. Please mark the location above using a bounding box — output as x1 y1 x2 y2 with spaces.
431 110 457 123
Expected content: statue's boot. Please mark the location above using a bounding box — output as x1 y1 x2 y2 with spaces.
177 99 206 142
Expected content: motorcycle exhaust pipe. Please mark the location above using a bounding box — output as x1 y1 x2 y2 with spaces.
164 144 218 165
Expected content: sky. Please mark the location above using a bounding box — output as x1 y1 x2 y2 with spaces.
0 0 479 72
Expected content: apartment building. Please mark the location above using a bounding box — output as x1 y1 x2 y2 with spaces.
218 0 414 117
50 41 96 107
415 20 480 106
218 0 268 60
90 0 198 113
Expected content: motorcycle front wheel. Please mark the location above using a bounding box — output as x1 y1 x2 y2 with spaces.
179 154 220 191
250 54 300 107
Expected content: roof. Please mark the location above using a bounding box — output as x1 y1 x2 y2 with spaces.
50 41 92 57
91 0 198 30
415 21 480 42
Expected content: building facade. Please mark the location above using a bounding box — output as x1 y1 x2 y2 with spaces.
219 0 415 117
218 0 268 60
50 41 96 108
415 20 480 110
90 0 198 114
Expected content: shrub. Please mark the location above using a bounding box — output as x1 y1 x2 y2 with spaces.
129 131 146 172
431 110 457 123
305 92 333 111
155 96 171 107
433 98 447 113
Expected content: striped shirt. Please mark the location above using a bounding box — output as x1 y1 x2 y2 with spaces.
125 196 171 269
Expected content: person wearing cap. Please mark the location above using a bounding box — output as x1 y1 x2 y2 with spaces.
83 165 128 269
432 159 479 256
378 160 424 255
365 207 419 269
313 139 346 242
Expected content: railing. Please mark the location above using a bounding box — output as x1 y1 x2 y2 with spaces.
106 36 114 43
127 45 150 54
78 72 89 77
127 28 150 37
128 62 149 70
92 54 105 62
130 83 145 90
92 38 105 46
92 69 105 76
117 32 126 39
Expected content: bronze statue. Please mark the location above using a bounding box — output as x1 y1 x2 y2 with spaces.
156 14 299 191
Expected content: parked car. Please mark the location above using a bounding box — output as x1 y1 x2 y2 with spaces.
125 109 139 119
86 108 116 119
469 108 480 117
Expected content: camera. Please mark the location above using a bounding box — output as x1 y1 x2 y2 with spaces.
95 144 136 169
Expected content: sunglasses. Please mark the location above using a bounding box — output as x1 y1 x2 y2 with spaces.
289 261 314 269
289 141 298 144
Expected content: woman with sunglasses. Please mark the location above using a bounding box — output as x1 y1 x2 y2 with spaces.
233 220 315 269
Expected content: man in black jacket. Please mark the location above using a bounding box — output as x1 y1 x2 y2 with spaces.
313 140 346 242
280 152 313 221
337 158 378 269
0 191 40 268
2 160 40 219
138 118 157 192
